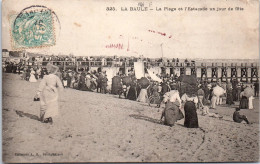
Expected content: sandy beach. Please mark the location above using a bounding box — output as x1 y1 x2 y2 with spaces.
2 73 259 162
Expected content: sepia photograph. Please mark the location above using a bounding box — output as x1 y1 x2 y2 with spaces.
1 0 259 162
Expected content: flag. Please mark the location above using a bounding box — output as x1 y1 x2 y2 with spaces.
134 62 145 79
147 69 162 82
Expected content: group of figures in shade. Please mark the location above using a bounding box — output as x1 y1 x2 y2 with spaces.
3 61 259 126
158 82 254 127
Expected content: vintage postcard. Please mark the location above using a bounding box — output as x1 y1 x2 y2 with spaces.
2 0 259 162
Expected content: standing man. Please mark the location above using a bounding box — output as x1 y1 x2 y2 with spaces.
254 81 259 97
226 79 234 105
237 80 242 101
66 70 72 88
101 74 108 94
161 79 170 95
197 84 205 109
203 83 210 105
96 72 103 93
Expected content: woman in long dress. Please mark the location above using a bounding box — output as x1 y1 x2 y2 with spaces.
127 81 137 100
248 96 254 109
78 72 87 91
136 85 149 103
62 72 68 88
149 83 161 107
226 81 234 105
85 74 92 90
66 71 72 88
36 68 41 79
35 63 63 124
160 87 184 127
21 68 27 80
239 91 248 109
136 83 141 98
29 69 37 82
182 93 199 128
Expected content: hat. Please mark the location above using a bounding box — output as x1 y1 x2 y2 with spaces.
46 63 59 74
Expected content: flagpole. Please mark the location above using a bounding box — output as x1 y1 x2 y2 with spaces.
127 37 130 51
160 43 163 58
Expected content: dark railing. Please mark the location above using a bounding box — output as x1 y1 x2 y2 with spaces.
3 60 259 83
21 60 258 69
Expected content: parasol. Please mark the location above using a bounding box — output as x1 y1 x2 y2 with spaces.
177 75 198 86
122 76 132 86
243 87 254 98
177 75 198 96
213 85 225 97
138 77 150 88
111 76 121 95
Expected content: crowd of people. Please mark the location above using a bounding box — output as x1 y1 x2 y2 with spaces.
4 54 194 68
3 60 259 127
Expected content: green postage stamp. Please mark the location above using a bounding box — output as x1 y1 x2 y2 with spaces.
11 6 56 49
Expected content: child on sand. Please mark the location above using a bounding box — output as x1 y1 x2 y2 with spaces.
201 106 223 118
119 82 127 98
233 108 250 124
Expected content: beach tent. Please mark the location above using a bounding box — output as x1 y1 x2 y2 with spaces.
105 67 119 91
111 76 121 95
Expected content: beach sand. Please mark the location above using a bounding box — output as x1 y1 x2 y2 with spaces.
2 73 259 162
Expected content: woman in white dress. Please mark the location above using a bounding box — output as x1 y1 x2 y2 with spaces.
136 85 149 103
36 68 41 79
29 69 37 82
248 96 254 109
160 86 184 126
35 63 63 124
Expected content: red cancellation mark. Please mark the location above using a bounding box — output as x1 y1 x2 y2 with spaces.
105 43 123 50
148 30 172 38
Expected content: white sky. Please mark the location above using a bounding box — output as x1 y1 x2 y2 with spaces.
2 0 259 59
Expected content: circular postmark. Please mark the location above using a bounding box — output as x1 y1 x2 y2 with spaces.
11 5 61 49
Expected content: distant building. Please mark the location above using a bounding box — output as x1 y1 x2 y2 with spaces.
2 49 9 58
9 51 21 58
2 49 26 63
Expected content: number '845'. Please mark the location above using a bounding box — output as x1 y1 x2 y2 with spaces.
106 7 115 11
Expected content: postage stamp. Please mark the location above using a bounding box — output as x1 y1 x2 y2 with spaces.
11 6 56 49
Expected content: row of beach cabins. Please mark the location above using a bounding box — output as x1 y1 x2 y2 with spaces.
18 60 259 83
